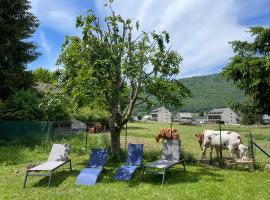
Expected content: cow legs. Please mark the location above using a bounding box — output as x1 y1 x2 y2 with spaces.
210 146 213 160
228 147 235 159
201 147 207 160
215 146 220 158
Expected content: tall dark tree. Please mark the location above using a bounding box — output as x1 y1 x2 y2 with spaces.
222 26 270 115
0 0 40 100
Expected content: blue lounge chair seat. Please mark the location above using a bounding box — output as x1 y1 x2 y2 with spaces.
76 148 108 186
113 144 143 181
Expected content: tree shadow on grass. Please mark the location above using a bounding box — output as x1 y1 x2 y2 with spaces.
32 169 80 188
127 126 147 130
93 164 224 188
137 166 224 186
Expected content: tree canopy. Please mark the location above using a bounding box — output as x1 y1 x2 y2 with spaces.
57 5 190 156
32 67 58 84
0 0 39 100
222 26 270 115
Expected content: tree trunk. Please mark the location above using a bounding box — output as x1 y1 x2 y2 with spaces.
109 111 122 157
110 129 121 157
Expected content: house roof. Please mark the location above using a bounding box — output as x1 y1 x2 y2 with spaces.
71 119 87 129
151 107 170 113
208 108 228 115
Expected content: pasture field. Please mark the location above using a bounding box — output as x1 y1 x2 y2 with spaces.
0 122 270 200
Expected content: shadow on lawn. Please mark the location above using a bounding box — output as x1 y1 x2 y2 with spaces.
95 164 224 187
32 169 80 188
140 166 224 185
127 126 147 130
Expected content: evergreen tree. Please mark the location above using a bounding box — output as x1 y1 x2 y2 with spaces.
222 26 270 115
0 0 40 100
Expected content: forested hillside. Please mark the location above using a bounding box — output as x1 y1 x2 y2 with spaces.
180 73 245 112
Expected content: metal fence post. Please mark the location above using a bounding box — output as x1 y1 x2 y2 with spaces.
249 132 255 170
85 130 88 151
125 123 127 151
219 123 222 159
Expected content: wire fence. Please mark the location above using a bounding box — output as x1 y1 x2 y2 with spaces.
0 120 87 147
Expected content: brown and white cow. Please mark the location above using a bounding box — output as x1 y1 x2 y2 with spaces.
155 128 180 143
195 130 248 160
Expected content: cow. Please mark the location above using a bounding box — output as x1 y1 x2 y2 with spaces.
155 128 180 143
195 130 247 160
87 122 104 134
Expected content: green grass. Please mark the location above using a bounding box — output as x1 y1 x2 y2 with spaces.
0 123 270 200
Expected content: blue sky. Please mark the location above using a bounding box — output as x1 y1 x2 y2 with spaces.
29 0 270 78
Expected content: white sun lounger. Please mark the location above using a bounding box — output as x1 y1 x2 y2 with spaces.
23 144 72 188
141 139 185 185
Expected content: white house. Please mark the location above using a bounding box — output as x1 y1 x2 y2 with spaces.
151 107 171 123
262 114 270 124
142 115 152 121
207 108 239 124
178 112 192 123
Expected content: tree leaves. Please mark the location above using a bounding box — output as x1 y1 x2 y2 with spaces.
222 26 270 115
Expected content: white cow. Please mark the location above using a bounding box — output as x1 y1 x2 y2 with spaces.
195 130 247 160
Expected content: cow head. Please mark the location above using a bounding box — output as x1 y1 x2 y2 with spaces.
195 133 204 151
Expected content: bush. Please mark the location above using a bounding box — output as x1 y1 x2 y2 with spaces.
181 150 197 164
0 89 44 120
74 107 109 127
39 91 71 121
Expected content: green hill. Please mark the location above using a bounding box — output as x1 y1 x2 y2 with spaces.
180 73 245 112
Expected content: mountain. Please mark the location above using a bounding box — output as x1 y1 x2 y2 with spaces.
180 73 245 112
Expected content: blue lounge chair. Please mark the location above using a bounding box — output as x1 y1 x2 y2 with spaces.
113 144 143 180
75 148 108 186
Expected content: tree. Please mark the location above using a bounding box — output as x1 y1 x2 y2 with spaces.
39 91 71 121
57 5 191 156
0 0 40 100
0 89 43 120
32 67 57 84
222 26 270 115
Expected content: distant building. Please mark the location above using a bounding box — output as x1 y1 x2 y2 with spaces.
142 115 152 121
262 114 270 124
54 119 87 135
207 108 239 124
178 112 192 122
151 107 171 123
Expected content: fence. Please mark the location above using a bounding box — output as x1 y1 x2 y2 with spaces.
0 121 87 147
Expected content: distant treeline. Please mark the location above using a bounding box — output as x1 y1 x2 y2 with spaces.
133 73 245 115
180 73 245 112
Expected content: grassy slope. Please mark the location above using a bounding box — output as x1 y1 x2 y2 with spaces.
180 73 245 112
0 123 270 200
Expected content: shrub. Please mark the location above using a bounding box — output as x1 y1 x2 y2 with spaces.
74 107 109 127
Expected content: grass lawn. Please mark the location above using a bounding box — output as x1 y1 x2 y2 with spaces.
0 122 270 200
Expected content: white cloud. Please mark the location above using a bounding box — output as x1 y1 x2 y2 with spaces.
40 31 50 56
30 0 81 35
95 0 268 77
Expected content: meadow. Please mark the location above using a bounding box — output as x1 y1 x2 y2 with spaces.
0 122 270 200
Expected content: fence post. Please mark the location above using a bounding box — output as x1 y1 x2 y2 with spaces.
219 123 222 159
85 130 88 151
125 123 127 151
249 132 255 170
